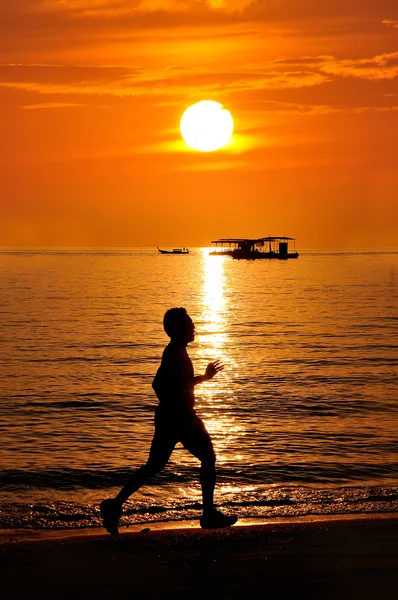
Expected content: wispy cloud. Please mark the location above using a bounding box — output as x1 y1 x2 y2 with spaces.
321 52 398 80
382 19 398 29
1 51 397 107
21 102 87 110
32 1 398 20
4 2 398 38
0 62 328 99
39 1 255 17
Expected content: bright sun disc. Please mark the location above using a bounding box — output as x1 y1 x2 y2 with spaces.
180 100 234 152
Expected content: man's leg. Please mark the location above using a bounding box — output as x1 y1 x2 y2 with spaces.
200 456 216 513
181 415 237 529
115 431 175 504
100 427 176 536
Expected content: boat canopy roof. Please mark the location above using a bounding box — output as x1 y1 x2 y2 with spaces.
211 236 295 244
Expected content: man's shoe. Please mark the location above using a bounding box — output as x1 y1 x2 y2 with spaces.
200 508 237 530
100 499 122 537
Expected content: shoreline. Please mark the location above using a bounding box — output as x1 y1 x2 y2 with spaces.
1 511 398 545
2 514 398 599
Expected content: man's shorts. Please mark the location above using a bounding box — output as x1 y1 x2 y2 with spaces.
148 405 216 464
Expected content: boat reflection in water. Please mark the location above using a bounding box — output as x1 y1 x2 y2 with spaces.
157 246 189 254
210 236 299 260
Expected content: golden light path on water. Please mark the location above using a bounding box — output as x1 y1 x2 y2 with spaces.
195 250 248 493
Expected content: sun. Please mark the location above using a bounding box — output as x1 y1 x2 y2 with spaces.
180 100 234 152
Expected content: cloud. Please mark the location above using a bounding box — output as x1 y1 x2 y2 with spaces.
0 64 137 85
31 0 255 22
1 50 397 109
21 102 87 109
136 0 254 12
4 1 398 36
0 72 328 103
257 100 398 115
0 60 329 99
321 52 398 80
38 1 254 16
30 1 398 19
382 19 398 28
1 2 397 73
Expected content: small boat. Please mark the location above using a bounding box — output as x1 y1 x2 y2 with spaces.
210 237 299 260
157 246 189 255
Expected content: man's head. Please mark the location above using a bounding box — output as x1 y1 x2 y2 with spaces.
163 307 195 344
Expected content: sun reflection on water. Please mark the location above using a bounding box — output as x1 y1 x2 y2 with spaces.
195 250 245 482
198 249 227 344
196 249 229 391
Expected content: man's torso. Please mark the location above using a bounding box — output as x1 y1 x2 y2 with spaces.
152 342 195 412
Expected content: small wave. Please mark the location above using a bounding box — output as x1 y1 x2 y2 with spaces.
2 461 398 492
1 485 397 530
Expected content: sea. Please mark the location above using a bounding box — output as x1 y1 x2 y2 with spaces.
0 247 397 530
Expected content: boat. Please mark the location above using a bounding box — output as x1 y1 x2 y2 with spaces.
210 237 299 260
157 246 189 254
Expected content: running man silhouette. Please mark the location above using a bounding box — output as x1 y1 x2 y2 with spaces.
100 307 237 535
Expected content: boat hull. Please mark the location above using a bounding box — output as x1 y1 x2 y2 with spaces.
157 247 189 254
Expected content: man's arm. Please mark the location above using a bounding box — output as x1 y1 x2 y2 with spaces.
194 360 224 385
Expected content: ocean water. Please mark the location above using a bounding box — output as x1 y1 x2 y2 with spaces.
0 247 397 530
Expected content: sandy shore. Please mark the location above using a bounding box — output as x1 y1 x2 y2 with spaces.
1 515 398 599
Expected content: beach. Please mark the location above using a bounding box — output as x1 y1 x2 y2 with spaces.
2 515 397 599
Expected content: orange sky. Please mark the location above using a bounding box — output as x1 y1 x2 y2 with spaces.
1 1 397 248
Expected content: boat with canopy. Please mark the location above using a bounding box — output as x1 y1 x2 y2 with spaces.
210 237 298 259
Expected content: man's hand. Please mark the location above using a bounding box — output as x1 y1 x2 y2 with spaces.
205 360 224 380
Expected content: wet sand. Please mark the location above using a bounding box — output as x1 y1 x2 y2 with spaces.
1 515 398 599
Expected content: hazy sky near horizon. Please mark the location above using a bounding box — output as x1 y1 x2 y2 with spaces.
1 1 397 248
